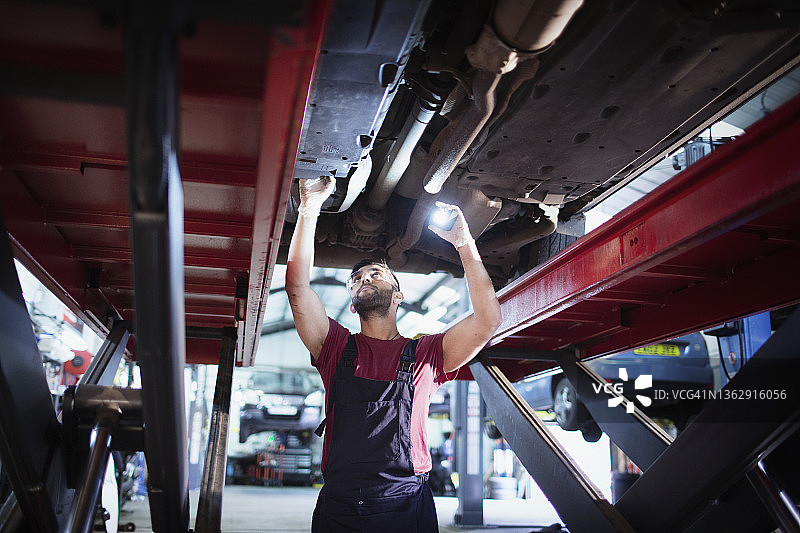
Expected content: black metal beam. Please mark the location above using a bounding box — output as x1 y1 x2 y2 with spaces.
470 359 635 533
616 306 800 532
0 493 24 532
187 327 226 340
683 478 775 533
746 463 800 533
195 327 236 533
79 321 130 387
0 209 70 532
125 1 189 530
561 354 774 531
480 347 571 361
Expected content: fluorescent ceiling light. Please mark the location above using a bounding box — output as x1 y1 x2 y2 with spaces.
422 306 448 322
430 286 459 306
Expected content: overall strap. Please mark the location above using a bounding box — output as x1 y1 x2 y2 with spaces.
396 338 419 382
314 335 357 437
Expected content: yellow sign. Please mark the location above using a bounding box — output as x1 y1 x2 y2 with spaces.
634 344 681 356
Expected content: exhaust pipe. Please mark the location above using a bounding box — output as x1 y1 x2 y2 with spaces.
368 99 438 210
423 0 584 193
395 0 583 258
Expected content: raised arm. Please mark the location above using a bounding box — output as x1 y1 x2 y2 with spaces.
285 177 335 360
429 202 502 372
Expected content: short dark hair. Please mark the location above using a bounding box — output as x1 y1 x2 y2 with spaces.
349 259 400 291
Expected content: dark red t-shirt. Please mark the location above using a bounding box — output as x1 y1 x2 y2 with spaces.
312 317 456 473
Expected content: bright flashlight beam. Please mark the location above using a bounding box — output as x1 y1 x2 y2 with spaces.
431 207 454 229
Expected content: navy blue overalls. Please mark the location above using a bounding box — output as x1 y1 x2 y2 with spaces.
311 335 439 532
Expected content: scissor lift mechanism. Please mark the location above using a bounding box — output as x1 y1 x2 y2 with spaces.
474 91 800 532
1 0 800 531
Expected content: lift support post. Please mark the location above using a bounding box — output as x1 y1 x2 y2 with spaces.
472 360 635 532
558 353 778 531
195 327 237 533
125 1 190 530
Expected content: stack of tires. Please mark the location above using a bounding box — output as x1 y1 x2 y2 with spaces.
488 476 518 499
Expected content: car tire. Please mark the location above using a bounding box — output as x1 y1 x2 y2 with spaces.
512 233 579 284
553 377 583 431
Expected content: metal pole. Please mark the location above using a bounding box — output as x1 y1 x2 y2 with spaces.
746 462 800 533
125 0 189 530
453 380 483 526
616 306 800 532
187 366 205 490
0 493 24 533
65 406 121 533
195 328 237 533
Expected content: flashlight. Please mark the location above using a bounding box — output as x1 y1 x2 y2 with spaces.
430 205 456 231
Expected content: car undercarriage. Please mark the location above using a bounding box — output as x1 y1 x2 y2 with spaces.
278 0 800 286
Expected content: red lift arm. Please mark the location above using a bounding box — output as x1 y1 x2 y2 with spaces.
485 92 800 382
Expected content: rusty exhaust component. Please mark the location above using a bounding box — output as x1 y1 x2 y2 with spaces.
493 0 584 53
392 0 583 260
422 26 515 195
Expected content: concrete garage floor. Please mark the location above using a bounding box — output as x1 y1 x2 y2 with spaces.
117 485 566 533
117 427 612 531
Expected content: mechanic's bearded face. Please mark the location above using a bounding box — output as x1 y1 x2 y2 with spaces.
351 283 395 319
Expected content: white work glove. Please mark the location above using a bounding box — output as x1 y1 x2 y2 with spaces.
298 176 335 217
428 201 474 249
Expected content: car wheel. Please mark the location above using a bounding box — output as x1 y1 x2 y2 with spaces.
553 377 582 431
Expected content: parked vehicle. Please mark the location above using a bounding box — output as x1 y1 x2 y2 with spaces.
227 431 321 487
515 333 713 441
230 369 324 485
238 369 324 443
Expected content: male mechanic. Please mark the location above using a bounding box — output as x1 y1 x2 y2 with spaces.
286 177 501 532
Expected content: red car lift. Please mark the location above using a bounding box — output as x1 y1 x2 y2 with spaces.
1 0 800 531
